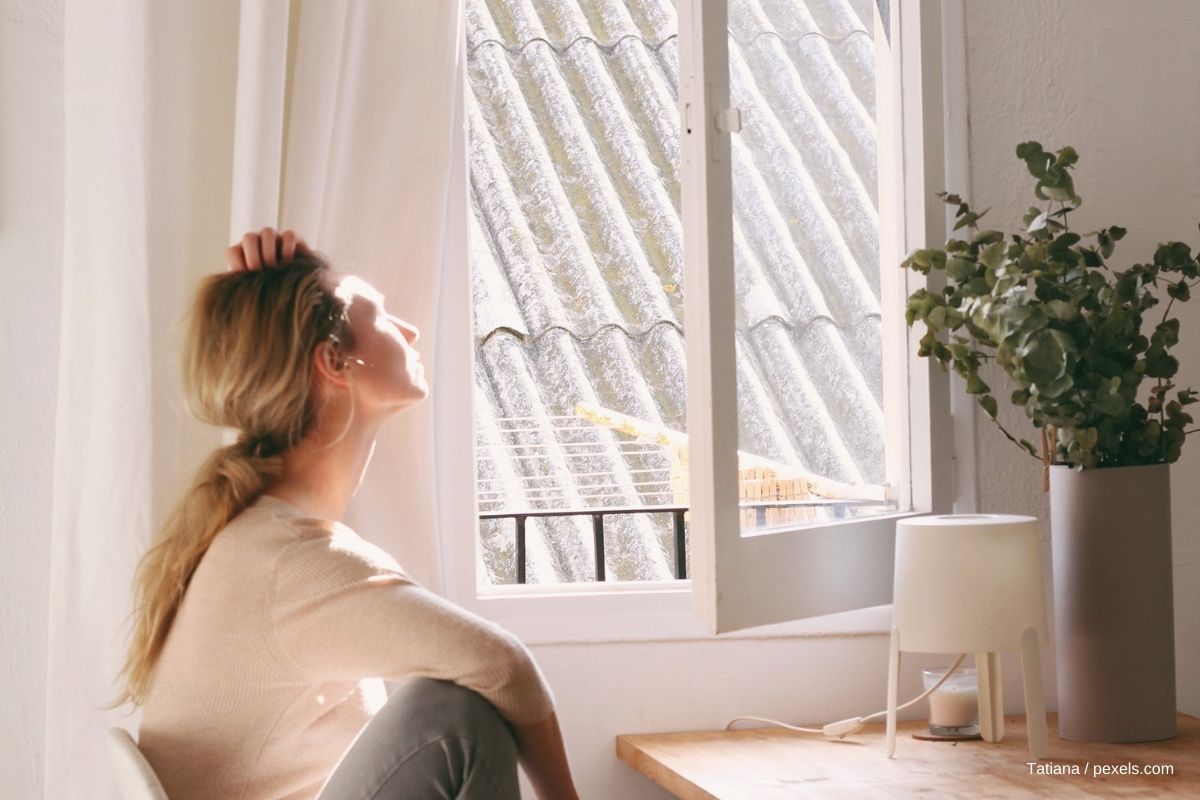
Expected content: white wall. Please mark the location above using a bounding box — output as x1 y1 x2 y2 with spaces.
4 2 1198 799
963 0 1200 719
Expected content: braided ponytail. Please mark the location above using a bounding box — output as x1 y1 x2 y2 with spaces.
105 252 354 710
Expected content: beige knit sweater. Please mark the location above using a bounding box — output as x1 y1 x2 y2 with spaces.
137 494 555 800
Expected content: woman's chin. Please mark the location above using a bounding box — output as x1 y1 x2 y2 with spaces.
392 385 430 412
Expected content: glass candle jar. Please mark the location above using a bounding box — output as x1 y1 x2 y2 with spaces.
922 666 980 736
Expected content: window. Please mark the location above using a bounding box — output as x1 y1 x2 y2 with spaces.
468 0 687 587
451 0 954 639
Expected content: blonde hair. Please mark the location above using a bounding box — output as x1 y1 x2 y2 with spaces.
105 251 357 710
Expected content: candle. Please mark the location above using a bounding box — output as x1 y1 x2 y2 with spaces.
922 667 980 733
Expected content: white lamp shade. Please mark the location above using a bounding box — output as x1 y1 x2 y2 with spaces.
893 514 1049 653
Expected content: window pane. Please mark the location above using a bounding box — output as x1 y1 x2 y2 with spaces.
468 0 686 585
727 0 898 533
468 0 899 587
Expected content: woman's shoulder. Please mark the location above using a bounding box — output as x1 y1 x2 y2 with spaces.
268 515 408 584
230 495 413 589
204 499 340 571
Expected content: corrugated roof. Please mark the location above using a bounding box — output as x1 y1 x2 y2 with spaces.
468 0 890 584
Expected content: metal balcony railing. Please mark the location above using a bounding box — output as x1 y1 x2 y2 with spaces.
480 497 893 584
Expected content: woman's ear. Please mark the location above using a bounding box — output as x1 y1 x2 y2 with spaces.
313 340 352 389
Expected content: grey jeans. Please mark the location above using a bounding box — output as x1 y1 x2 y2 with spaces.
316 678 521 800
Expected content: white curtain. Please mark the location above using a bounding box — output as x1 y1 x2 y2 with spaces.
49 1 467 796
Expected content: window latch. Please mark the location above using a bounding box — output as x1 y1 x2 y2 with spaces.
715 107 742 134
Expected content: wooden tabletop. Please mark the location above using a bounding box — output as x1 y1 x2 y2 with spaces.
616 713 1199 799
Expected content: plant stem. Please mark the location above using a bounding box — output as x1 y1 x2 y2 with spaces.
1040 427 1050 492
988 415 1042 462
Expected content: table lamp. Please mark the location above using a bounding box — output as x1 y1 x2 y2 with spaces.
885 514 1050 759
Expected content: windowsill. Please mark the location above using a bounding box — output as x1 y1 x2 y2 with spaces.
473 583 894 645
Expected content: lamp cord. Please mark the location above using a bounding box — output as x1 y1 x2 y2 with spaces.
723 652 970 739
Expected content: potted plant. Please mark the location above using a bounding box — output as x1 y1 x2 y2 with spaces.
901 142 1196 743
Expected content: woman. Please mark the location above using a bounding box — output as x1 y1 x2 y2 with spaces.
107 229 579 800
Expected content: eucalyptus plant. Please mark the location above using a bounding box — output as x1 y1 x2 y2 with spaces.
902 142 1198 470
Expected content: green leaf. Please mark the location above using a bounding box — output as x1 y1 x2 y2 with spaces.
948 342 971 360
1145 347 1179 379
1016 141 1051 177
1037 372 1075 400
1046 300 1078 321
911 249 947 271
1055 146 1079 169
905 291 930 326
1020 328 1075 385
1015 141 1044 161
1154 241 1192 268
1099 388 1128 417
946 256 976 282
979 240 1007 270
954 208 991 231
1049 232 1082 260
1154 318 1180 348
965 372 990 395
973 229 1005 246
980 394 998 418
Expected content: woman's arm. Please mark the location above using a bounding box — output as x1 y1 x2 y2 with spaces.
511 710 580 800
270 530 580 793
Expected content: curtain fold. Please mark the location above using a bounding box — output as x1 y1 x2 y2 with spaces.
229 0 291 234
49 0 465 794
274 0 465 591
50 2 153 797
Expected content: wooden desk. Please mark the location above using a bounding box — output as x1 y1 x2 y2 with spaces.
617 713 1199 799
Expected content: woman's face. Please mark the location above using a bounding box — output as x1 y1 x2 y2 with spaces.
326 271 429 412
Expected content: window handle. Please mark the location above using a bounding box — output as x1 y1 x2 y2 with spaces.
715 107 742 134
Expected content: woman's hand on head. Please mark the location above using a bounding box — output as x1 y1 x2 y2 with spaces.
226 228 311 272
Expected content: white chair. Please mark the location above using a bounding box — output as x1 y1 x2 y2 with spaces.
108 727 170 800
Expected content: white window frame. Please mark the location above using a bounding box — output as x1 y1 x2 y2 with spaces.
435 0 970 644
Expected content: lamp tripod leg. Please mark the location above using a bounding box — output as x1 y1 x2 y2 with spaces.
1020 627 1049 759
977 651 1004 742
886 628 900 758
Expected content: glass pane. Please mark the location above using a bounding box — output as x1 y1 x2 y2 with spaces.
467 0 686 585
728 0 898 533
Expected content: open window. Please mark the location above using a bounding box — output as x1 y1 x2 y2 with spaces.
681 0 954 633
442 0 955 641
